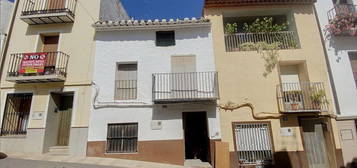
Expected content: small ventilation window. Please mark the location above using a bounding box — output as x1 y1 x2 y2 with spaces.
156 31 175 46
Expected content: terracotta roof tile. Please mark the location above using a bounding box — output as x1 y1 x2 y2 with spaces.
93 17 211 31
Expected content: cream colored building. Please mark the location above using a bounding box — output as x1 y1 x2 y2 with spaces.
204 0 343 167
0 0 127 155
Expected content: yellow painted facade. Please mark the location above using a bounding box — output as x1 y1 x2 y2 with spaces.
1 0 100 128
0 0 100 155
204 4 343 167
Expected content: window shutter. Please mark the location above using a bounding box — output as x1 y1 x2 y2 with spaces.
115 63 137 100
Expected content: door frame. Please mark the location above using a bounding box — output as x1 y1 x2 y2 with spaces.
298 117 337 168
34 30 62 52
56 93 74 146
182 111 211 163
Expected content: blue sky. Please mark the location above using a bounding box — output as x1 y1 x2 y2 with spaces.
121 0 204 20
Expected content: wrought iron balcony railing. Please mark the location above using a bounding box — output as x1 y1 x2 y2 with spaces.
152 72 219 103
20 0 77 24
6 51 69 83
224 31 299 52
327 4 357 21
277 82 329 113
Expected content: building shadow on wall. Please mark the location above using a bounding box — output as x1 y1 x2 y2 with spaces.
273 151 294 168
273 117 307 168
327 36 357 61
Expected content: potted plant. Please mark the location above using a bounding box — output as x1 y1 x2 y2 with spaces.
310 90 327 110
286 90 302 110
325 12 357 36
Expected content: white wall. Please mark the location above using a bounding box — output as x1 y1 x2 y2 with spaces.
0 0 14 33
0 33 6 52
315 0 357 117
88 26 221 141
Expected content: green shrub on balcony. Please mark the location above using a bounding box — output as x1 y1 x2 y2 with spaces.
243 17 288 33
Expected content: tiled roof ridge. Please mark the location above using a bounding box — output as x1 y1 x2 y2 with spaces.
93 17 210 29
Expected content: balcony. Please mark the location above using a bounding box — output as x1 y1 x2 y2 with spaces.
6 51 69 83
20 0 76 25
152 72 219 103
326 4 357 36
327 4 357 20
277 82 329 113
225 31 299 52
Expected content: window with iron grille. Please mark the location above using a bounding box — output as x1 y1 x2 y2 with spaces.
106 123 138 153
156 31 175 46
1 93 33 136
115 63 137 100
234 123 273 167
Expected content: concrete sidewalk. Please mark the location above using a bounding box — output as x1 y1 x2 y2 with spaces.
3 154 186 168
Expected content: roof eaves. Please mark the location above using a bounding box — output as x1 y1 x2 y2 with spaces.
93 17 211 31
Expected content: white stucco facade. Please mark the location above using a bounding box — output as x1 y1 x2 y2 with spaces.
315 0 357 117
0 0 14 52
88 25 221 142
315 0 357 165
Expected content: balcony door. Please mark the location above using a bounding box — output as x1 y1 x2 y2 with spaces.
171 56 197 100
47 0 66 10
42 35 59 75
280 65 304 111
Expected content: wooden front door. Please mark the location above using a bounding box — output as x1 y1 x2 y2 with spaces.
57 95 73 146
301 118 330 168
47 0 66 10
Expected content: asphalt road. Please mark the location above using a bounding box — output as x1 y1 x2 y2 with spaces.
0 158 126 168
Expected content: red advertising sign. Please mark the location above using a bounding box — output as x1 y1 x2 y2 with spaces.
19 53 47 74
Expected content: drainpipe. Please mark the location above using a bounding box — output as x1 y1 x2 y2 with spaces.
0 0 20 81
91 81 152 109
313 5 341 115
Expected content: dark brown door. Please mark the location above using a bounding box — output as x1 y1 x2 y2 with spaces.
42 35 59 74
47 0 66 10
183 112 210 162
42 35 59 52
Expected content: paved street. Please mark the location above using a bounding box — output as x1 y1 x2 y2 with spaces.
0 158 123 168
0 154 186 168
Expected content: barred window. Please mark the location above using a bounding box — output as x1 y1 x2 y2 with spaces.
1 93 33 136
106 123 138 153
234 123 273 167
115 63 137 100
